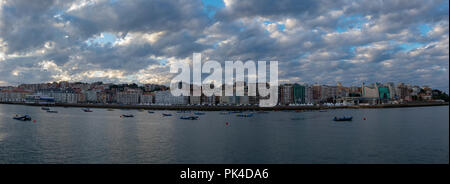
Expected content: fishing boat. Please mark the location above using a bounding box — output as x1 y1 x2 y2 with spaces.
333 116 353 121
13 115 32 121
122 114 134 118
180 116 199 120
162 113 172 116
194 112 205 115
148 111 155 113
82 108 93 112
237 113 254 117
41 107 50 110
47 110 58 113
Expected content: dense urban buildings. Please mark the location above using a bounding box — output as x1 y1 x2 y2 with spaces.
0 81 447 106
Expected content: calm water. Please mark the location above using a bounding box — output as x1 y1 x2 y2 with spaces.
0 104 448 164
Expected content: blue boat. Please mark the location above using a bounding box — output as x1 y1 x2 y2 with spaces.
162 113 172 116
13 115 32 121
180 116 199 120
194 112 205 115
333 116 353 121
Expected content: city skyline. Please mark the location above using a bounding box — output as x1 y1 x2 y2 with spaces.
0 0 449 92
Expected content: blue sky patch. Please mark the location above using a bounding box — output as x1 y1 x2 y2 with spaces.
399 42 424 52
202 0 225 18
336 15 367 33
86 32 117 46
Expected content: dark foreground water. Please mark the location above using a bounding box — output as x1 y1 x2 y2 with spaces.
0 104 448 164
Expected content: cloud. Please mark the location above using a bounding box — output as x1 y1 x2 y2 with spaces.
0 0 448 92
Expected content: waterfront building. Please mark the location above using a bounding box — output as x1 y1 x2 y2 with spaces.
154 91 188 105
292 84 305 104
117 89 142 105
362 83 379 98
140 93 154 104
279 84 293 105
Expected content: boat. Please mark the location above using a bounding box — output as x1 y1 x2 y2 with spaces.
107 108 115 111
162 113 172 116
333 116 353 121
194 112 205 115
237 113 254 117
148 111 155 113
257 111 269 114
230 111 243 114
13 115 32 121
138 109 144 112
82 108 93 112
180 116 199 120
47 110 58 113
41 107 50 110
319 110 327 112
122 114 134 118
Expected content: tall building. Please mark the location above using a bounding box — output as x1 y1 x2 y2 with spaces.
292 83 305 104
279 84 293 105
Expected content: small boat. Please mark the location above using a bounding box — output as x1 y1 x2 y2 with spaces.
194 112 205 115
180 116 199 120
41 107 50 110
47 110 58 113
138 109 144 112
230 111 243 114
107 108 115 111
82 108 93 112
333 116 353 121
122 114 134 118
13 115 32 121
319 110 327 112
237 113 254 117
147 111 155 113
162 113 172 116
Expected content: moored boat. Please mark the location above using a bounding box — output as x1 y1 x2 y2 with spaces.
122 114 134 118
162 113 172 116
180 116 199 120
13 115 32 121
333 116 353 121
237 113 254 117
41 107 50 110
148 111 155 113
47 110 58 113
82 108 93 112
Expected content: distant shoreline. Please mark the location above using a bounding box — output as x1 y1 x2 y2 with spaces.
0 102 448 111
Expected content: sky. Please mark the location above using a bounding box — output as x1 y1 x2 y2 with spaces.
0 0 448 91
